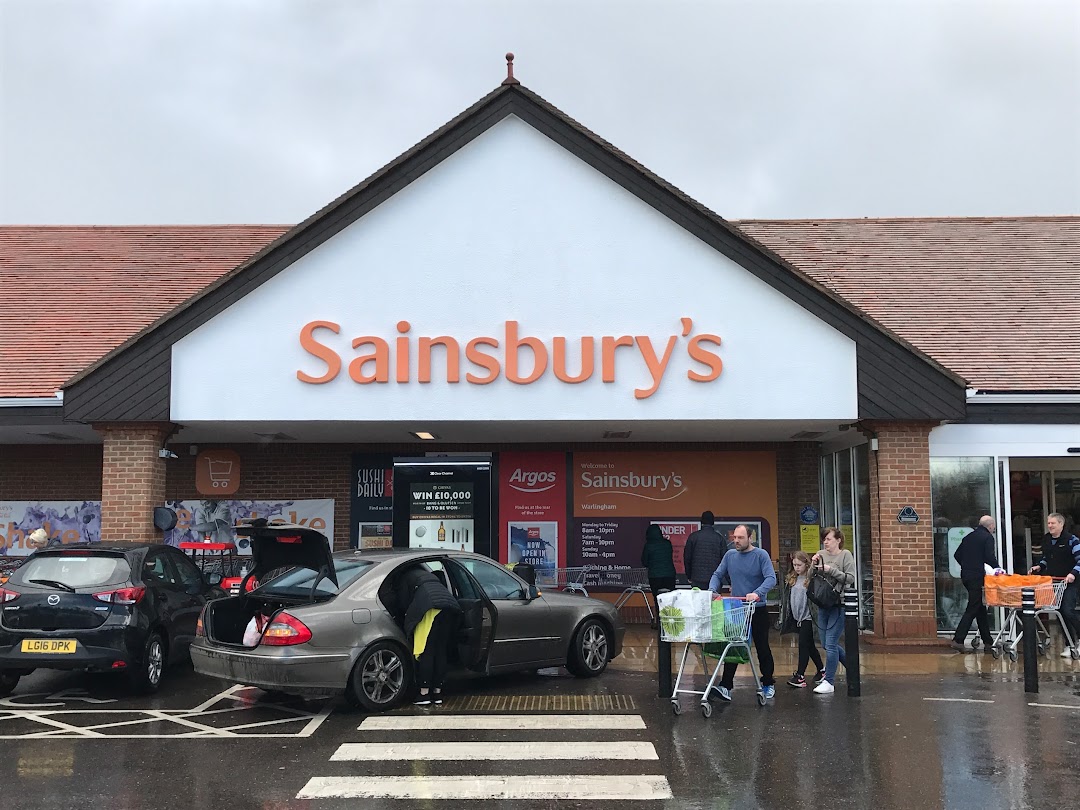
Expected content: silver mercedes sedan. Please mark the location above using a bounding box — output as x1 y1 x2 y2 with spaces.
190 523 624 712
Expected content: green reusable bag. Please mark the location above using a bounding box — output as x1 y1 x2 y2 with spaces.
706 598 750 663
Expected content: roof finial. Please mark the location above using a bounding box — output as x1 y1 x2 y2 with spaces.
502 52 520 86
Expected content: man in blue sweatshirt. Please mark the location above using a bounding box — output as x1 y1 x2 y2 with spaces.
709 524 778 701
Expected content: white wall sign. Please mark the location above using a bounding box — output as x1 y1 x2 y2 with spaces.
172 116 857 423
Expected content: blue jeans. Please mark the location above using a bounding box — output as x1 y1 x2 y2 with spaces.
818 605 846 683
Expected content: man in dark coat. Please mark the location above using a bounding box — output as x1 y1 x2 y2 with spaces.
950 515 999 652
1030 512 1080 655
395 566 462 704
683 511 732 590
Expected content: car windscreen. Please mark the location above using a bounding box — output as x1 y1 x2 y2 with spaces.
256 559 374 599
11 554 131 590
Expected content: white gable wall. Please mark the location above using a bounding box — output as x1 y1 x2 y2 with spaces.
171 115 857 423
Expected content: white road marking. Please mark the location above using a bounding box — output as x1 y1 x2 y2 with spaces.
922 698 995 704
331 741 658 761
296 775 673 800
0 685 333 739
359 713 647 730
1028 702 1080 710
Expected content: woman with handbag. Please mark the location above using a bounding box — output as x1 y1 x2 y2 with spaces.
810 527 856 695
780 551 825 687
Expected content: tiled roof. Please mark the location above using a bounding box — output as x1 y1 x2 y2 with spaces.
1 217 1076 399
0 226 289 398
734 217 1080 392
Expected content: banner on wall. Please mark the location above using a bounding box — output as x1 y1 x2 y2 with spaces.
0 501 102 556
498 452 567 569
409 483 475 551
350 453 394 549
568 451 778 583
164 499 335 554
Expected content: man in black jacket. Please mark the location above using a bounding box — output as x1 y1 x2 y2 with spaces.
950 515 999 653
1029 512 1080 656
683 511 732 590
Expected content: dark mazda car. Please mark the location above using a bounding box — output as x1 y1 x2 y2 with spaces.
0 543 224 696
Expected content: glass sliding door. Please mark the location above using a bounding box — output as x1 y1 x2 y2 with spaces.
819 445 873 628
929 457 996 633
855 444 873 629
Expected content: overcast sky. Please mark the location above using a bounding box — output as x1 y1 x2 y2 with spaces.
1 0 1077 224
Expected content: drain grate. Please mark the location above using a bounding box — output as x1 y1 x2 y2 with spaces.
434 694 636 712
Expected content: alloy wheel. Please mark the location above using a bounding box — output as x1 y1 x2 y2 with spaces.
361 648 404 704
581 624 609 672
147 640 163 686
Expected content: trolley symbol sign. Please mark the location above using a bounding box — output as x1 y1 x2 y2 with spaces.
195 449 242 496
897 506 920 524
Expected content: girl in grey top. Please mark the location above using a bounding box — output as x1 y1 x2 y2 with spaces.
781 551 823 687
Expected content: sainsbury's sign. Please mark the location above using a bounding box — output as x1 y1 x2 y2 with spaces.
296 318 722 400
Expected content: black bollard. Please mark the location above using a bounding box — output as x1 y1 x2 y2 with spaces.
1021 586 1038 694
844 586 862 697
656 588 672 699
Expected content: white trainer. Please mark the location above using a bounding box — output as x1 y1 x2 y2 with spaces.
813 680 835 694
1061 649 1075 658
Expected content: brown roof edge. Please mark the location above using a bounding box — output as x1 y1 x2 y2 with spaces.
514 86 968 389
61 85 516 391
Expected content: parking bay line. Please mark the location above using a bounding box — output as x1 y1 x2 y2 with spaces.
1028 702 1080 710
359 714 647 731
332 741 659 761
297 775 673 801
922 698 995 704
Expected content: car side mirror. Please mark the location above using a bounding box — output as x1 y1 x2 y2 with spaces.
527 584 541 600
206 572 223 587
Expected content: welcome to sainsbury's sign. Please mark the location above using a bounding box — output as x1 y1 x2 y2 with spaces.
296 318 722 400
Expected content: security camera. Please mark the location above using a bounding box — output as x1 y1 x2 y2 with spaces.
158 449 179 460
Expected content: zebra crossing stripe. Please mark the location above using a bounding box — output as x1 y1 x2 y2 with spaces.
296 775 673 800
358 713 646 730
331 741 659 761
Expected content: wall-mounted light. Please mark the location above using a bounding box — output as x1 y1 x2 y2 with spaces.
411 431 439 440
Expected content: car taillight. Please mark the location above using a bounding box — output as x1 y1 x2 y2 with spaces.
195 611 205 637
92 586 146 605
0 587 18 603
260 612 312 646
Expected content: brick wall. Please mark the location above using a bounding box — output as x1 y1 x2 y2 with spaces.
97 423 172 543
0 444 102 499
863 421 937 640
775 442 821 560
164 444 352 551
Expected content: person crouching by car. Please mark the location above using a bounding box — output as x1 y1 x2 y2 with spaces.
396 566 462 706
641 524 677 599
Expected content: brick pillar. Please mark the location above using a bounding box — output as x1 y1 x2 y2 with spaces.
96 423 174 543
776 442 821 559
863 421 937 642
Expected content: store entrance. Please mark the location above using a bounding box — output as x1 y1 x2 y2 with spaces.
1008 464 1080 572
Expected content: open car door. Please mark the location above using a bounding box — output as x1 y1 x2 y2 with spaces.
233 519 338 593
444 558 497 672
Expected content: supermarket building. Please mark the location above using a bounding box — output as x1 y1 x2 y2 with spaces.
2 73 1079 645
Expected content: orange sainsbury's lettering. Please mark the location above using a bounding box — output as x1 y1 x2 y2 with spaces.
296 319 724 396
297 320 342 383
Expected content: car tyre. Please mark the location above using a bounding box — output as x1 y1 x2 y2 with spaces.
128 631 166 694
0 671 20 697
345 641 412 713
566 618 611 678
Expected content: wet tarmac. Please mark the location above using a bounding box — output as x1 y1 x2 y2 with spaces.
1 651 1078 809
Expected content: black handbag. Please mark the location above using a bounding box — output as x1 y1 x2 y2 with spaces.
807 566 843 609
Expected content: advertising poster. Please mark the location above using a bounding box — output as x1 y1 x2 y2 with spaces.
498 451 567 569
0 501 102 555
569 451 778 586
164 499 335 554
409 483 475 551
350 453 394 549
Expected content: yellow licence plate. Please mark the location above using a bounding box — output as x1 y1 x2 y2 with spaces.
21 639 76 654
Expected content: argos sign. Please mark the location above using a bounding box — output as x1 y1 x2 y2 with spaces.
508 468 559 493
296 318 721 400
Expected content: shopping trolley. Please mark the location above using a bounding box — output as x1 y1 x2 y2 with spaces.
178 541 254 596
583 567 657 627
534 567 592 596
978 575 1078 661
660 593 764 717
